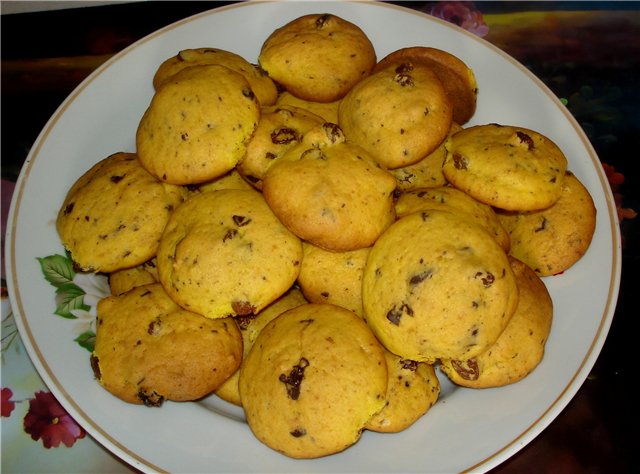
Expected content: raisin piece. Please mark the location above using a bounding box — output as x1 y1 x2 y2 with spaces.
223 228 238 242
395 73 414 87
534 217 548 232
290 428 307 437
400 359 418 371
322 122 345 143
63 202 75 215
232 300 256 316
409 269 433 285
279 358 309 400
242 88 255 100
235 313 257 330
395 63 414 74
451 359 479 381
90 354 101 380
516 131 535 150
474 271 495 288
452 153 469 170
232 215 252 227
148 318 161 336
137 389 165 407
315 14 331 28
271 127 299 145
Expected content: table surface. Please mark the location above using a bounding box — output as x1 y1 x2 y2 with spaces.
1 1 638 473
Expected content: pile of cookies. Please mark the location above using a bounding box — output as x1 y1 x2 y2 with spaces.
55 12 596 459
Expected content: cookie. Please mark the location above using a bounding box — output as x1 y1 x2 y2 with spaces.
365 352 440 433
395 185 510 252
238 303 387 459
109 258 158 296
258 13 376 102
275 91 341 124
442 124 568 211
236 105 325 190
91 283 243 405
338 62 453 169
297 241 370 317
262 122 397 251
56 152 186 273
496 171 596 276
152 47 278 106
136 64 261 185
215 287 308 406
375 46 478 124
391 122 462 191
362 209 518 363
156 188 303 319
193 168 255 194
440 257 553 388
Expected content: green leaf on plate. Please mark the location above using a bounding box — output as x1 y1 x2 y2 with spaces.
54 282 90 319
37 254 76 287
75 330 96 352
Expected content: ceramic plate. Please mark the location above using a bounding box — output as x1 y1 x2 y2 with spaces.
6 2 621 472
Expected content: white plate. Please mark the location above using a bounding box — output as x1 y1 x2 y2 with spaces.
6 1 622 472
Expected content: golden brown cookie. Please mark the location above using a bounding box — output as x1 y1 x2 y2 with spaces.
297 242 370 317
192 168 255 194
275 91 341 124
395 185 510 252
338 62 453 169
440 257 553 388
91 283 243 405
262 122 397 251
239 303 387 459
375 46 478 124
236 105 325 190
109 259 159 296
365 352 440 433
362 209 518 363
56 152 186 273
496 171 596 276
153 47 278 106
136 64 261 185
258 13 376 102
156 189 303 319
442 124 568 211
391 122 462 191
215 287 308 406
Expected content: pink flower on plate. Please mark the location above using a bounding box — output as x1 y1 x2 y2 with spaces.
23 391 86 448
1 387 16 417
429 1 489 37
